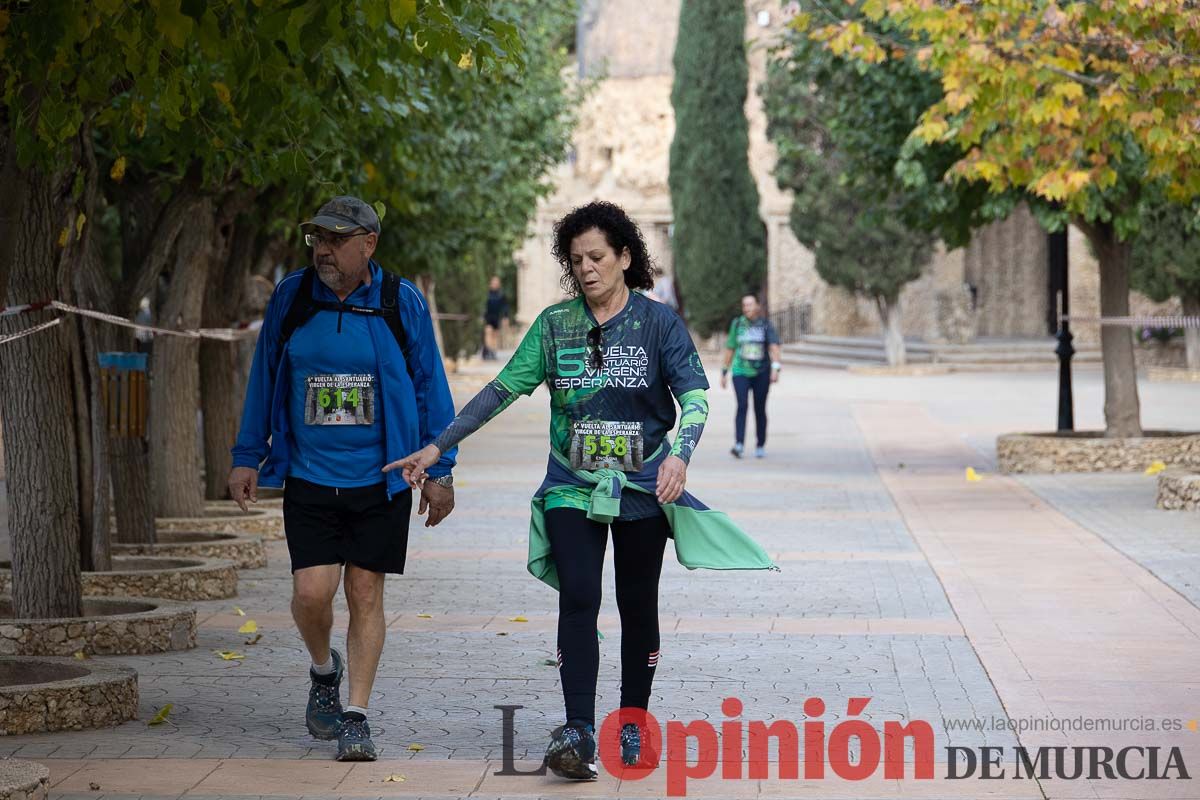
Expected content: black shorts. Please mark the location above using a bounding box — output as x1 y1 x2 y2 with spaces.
282 477 412 574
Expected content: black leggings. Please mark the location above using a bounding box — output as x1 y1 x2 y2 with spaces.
546 507 670 727
733 369 771 447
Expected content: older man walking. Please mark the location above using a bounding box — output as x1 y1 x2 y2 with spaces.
228 196 457 761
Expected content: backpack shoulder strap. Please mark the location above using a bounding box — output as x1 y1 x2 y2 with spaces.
278 267 319 348
379 271 409 353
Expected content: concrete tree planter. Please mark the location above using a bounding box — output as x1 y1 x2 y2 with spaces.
114 530 267 570
1157 469 1200 511
997 431 1200 474
0 556 237 602
0 657 137 734
158 505 284 540
0 759 49 799
0 596 196 656
1147 366 1200 383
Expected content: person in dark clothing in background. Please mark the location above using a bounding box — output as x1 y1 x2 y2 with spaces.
482 275 509 361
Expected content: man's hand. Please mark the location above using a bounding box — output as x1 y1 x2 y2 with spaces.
227 467 259 512
720 372 729 389
419 481 455 527
771 368 780 384
382 444 442 487
656 455 688 504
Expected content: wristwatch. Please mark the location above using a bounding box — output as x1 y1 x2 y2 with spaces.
428 474 454 488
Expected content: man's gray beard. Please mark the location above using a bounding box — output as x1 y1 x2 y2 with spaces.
316 262 351 292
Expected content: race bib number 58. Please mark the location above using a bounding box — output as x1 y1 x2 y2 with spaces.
304 374 376 425
570 420 644 472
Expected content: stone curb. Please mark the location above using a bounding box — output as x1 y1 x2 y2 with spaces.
0 657 137 735
157 506 284 540
0 759 48 800
0 557 237 602
847 364 954 376
114 532 267 570
1157 468 1200 511
0 596 196 656
1147 366 1200 383
997 430 1200 474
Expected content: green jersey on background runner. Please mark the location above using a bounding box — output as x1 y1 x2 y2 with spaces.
726 315 780 377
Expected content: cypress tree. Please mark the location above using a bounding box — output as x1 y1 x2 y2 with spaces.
669 0 766 336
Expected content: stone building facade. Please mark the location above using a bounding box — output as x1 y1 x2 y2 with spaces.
514 0 1177 347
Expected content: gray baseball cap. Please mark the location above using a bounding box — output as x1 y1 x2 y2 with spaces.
300 195 381 235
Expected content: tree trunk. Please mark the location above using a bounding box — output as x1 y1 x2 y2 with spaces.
1183 293 1200 372
875 295 907 367
0 158 84 618
151 196 213 518
110 438 156 543
417 274 447 357
71 137 113 572
1078 219 1143 438
201 203 258 500
110 176 202 541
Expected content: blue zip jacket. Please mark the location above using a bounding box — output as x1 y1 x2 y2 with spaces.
231 261 457 497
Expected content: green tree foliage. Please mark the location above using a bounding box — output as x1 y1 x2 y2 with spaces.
359 0 578 359
764 3 958 364
669 0 766 337
807 0 1200 436
1131 199 1200 370
0 1 539 618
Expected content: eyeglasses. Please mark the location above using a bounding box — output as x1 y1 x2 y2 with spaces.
586 325 603 370
305 231 369 248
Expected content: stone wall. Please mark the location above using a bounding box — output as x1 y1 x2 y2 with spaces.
0 558 237 602
0 658 138 735
0 759 49 800
1158 470 1200 511
998 432 1200 474
114 534 267 570
157 507 284 540
964 205 1050 338
0 597 196 656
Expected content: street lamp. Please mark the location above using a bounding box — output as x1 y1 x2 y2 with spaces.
1049 228 1074 431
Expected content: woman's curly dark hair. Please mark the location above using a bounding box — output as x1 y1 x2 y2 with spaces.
551 201 655 296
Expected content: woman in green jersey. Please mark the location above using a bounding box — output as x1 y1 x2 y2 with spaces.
386 202 773 781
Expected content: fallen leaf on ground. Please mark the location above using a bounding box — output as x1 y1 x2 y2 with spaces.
89 783 101 791
417 613 433 619
1145 460 1167 476
148 704 174 726
509 615 528 623
384 774 406 782
73 650 89 660
214 650 245 660
496 632 509 636
542 658 557 667
245 633 263 646
965 467 982 482
238 620 257 634
233 607 246 616
407 743 425 752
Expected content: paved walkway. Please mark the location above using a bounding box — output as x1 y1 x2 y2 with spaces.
2 364 1199 799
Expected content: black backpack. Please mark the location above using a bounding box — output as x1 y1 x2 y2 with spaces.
278 266 409 356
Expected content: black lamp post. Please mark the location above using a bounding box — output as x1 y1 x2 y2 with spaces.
1049 228 1074 431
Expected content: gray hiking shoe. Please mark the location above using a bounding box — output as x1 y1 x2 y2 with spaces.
336 712 378 761
305 648 344 740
